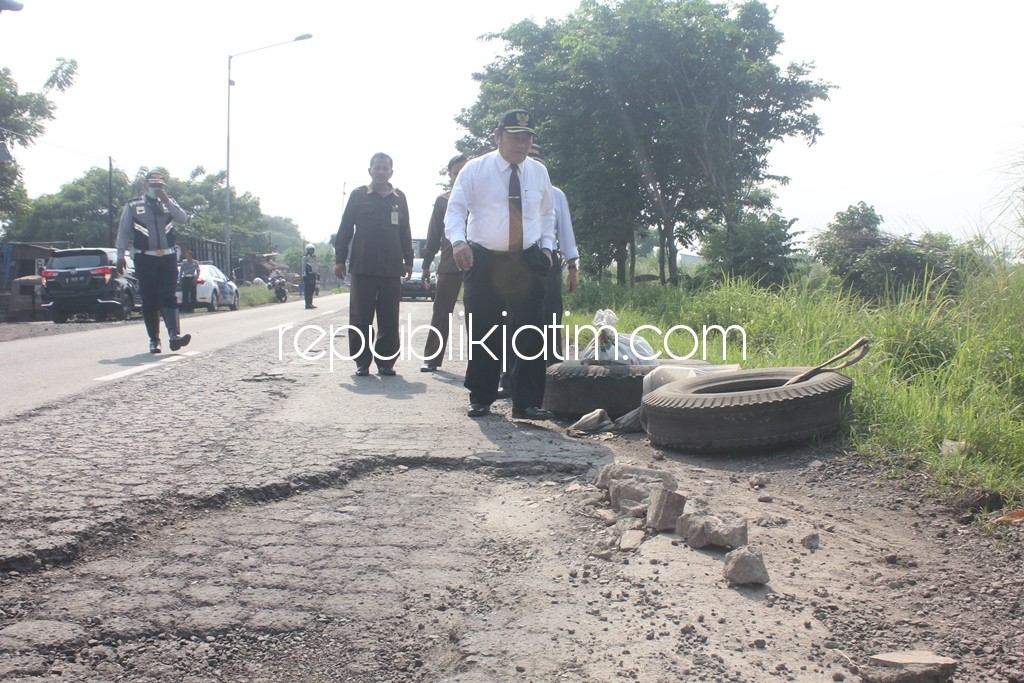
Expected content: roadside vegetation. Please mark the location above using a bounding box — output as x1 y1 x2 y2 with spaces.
238 283 278 307
565 246 1024 505
235 282 347 309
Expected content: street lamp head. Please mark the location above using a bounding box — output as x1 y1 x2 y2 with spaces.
230 33 313 59
225 31 313 279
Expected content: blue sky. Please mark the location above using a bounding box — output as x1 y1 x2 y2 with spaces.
3 0 1022 250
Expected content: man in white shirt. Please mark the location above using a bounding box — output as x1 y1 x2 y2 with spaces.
530 144 579 364
445 109 556 419
497 144 580 399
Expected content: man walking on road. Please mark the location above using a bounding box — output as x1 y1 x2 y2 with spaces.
116 170 191 354
444 109 556 420
335 153 414 377
420 153 468 372
178 251 200 313
301 243 319 310
497 143 579 399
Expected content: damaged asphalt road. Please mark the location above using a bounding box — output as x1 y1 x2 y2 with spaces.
1 303 1022 682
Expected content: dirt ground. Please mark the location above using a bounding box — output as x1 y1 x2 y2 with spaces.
1 318 1022 682
0 316 141 343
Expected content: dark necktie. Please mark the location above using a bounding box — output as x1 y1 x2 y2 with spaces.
508 163 523 254
147 197 168 250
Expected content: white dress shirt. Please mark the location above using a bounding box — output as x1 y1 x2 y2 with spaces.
552 186 579 261
445 150 556 252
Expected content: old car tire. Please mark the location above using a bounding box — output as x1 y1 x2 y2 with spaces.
229 292 239 310
641 367 853 453
542 361 660 419
52 308 68 324
207 292 219 312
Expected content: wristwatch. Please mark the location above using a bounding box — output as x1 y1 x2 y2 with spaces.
567 261 578 271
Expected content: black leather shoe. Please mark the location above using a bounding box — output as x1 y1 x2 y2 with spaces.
495 387 510 400
467 403 491 418
169 334 191 352
149 339 161 354
420 362 438 372
379 367 397 376
355 366 369 376
511 406 554 420
305 305 317 309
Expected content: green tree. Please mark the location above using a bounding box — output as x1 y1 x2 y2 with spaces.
0 58 78 230
456 0 829 285
698 208 800 288
11 166 130 247
261 215 303 254
810 202 987 299
169 166 264 252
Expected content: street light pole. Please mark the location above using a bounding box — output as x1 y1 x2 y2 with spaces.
226 33 312 279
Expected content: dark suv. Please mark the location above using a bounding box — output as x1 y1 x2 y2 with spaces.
41 248 139 323
401 257 438 301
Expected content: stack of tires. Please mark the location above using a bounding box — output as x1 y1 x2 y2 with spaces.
542 360 661 419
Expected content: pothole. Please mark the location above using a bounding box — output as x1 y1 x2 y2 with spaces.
0 466 611 682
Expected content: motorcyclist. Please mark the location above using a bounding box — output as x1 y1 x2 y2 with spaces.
301 244 320 310
267 270 287 302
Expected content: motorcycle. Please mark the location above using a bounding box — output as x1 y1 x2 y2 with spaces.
267 274 288 303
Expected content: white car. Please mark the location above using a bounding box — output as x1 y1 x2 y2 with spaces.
177 263 239 311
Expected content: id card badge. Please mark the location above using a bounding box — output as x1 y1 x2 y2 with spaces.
391 208 400 225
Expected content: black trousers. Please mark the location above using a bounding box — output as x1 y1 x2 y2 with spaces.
542 253 565 365
180 276 197 311
422 271 463 366
500 252 564 395
136 253 179 341
348 273 401 370
463 244 549 408
303 274 317 307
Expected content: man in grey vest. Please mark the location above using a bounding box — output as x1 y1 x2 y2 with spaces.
115 170 192 354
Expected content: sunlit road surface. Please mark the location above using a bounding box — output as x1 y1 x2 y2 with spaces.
0 294 349 420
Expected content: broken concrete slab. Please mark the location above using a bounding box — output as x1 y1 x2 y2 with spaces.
861 650 958 683
619 530 645 551
609 478 653 511
646 486 687 531
723 545 770 585
596 463 677 492
678 513 748 550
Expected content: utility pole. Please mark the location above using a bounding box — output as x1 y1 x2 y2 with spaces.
108 157 114 248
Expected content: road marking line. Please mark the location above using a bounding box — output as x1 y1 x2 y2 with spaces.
95 351 198 381
263 313 337 332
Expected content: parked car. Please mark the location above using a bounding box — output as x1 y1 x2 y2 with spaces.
41 248 139 323
176 263 239 311
401 257 437 301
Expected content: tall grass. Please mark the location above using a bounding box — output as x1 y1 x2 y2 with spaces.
565 263 1024 501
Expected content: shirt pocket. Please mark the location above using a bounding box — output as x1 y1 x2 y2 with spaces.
521 186 542 219
353 201 381 228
